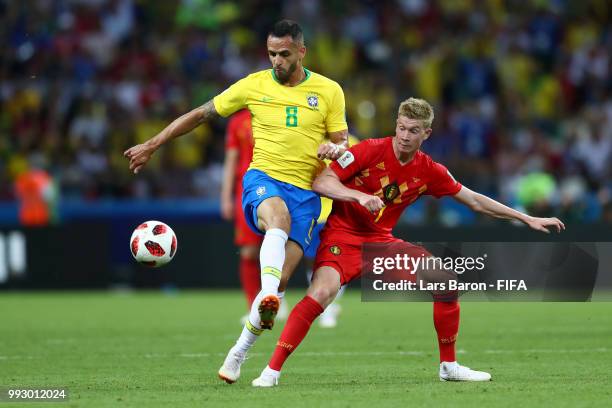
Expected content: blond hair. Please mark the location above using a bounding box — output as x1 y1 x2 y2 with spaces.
398 98 434 128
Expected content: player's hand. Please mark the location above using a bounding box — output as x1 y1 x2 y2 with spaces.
525 216 565 234
124 143 157 174
317 142 346 160
357 193 385 213
220 197 234 221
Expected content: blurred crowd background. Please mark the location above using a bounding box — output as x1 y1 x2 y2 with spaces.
1 0 611 226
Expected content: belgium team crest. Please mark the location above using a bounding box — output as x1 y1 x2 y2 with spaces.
329 245 341 255
383 183 400 202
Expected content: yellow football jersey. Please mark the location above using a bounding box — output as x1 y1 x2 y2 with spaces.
213 69 347 190
317 135 361 222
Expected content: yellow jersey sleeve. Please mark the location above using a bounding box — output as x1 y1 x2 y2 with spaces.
213 77 250 117
325 83 348 133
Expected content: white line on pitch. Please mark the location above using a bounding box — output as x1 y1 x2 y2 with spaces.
3 348 606 360
170 348 608 359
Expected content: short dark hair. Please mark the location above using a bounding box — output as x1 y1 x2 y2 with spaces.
268 20 304 44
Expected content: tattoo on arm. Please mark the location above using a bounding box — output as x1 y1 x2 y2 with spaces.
197 100 220 124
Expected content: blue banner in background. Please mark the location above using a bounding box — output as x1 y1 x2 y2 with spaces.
0 199 221 226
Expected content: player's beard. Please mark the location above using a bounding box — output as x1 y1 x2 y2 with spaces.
275 62 297 84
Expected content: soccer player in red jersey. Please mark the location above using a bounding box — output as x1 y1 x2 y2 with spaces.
220 109 262 310
251 98 565 386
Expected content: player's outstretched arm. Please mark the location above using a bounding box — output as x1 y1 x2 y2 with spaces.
313 167 384 213
317 129 349 160
453 186 565 234
124 100 220 174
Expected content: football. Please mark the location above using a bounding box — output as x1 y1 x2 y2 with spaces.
130 220 177 267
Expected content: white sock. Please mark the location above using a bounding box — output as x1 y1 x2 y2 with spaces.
235 291 268 354
234 325 259 354
263 365 281 378
277 290 285 302
441 361 458 369
260 228 288 295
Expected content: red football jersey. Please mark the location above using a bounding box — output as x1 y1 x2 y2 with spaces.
225 109 254 182
325 137 462 243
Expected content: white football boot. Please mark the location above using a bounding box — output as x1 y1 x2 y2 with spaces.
252 366 280 387
439 361 491 381
218 346 247 384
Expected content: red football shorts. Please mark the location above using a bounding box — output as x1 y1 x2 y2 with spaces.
314 234 431 285
234 186 262 247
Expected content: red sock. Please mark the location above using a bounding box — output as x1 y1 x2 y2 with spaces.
269 296 324 371
239 256 260 307
433 300 460 362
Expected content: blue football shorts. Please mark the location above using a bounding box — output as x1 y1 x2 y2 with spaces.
242 169 321 253
304 222 325 259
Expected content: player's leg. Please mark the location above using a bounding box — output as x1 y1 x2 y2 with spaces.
253 186 321 330
433 296 490 381
238 244 260 308
239 173 296 332
306 259 342 327
219 172 317 383
252 266 341 387
235 196 263 312
237 244 260 325
219 206 305 383
256 196 291 297
304 223 343 328
219 238 303 384
247 196 299 330
415 253 491 382
219 172 291 383
258 239 303 329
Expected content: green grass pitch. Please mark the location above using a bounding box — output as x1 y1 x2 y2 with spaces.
1 291 611 407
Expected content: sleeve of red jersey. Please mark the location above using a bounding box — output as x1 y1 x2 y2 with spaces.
225 115 238 151
328 141 370 181
427 161 462 198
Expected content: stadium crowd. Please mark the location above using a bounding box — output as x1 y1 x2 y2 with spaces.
1 0 610 224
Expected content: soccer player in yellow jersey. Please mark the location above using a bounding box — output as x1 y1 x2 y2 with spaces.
123 20 349 384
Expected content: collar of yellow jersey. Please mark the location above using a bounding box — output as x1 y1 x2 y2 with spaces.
271 68 311 85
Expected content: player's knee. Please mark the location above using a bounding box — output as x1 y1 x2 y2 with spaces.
266 213 291 231
307 285 338 307
258 198 291 231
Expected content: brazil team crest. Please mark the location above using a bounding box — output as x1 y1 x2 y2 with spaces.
383 183 400 202
306 93 319 110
